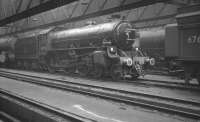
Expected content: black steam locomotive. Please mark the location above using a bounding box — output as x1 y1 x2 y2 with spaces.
0 21 154 80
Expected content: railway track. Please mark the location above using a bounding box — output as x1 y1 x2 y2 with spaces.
0 88 95 122
50 70 200 92
126 78 200 92
0 111 21 122
56 68 200 91
63 71 200 92
2 68 200 92
0 69 200 119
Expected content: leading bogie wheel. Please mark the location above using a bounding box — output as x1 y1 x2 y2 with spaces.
184 72 191 85
47 65 56 73
93 64 104 78
110 65 122 81
77 64 89 76
130 74 139 80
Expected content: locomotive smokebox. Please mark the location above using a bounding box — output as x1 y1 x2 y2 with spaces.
113 22 138 50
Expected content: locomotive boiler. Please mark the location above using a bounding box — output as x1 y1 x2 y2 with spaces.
0 21 153 80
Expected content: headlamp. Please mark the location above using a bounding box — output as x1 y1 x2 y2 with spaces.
149 58 155 66
109 47 116 54
126 58 133 66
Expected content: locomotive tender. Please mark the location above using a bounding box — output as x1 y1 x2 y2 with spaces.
0 21 153 80
139 4 200 84
176 4 200 84
139 24 181 71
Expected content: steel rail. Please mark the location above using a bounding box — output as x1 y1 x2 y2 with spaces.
125 78 200 92
55 69 200 91
0 70 199 119
0 88 95 122
6 68 200 91
0 111 21 122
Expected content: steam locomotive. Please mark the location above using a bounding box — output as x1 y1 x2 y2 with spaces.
0 21 154 80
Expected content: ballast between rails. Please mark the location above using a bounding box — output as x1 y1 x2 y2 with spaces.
0 111 21 122
0 70 200 119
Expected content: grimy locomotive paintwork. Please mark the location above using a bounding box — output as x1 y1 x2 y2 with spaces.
0 21 153 80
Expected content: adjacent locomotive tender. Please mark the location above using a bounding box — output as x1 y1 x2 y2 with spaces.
139 4 200 84
139 24 182 72
0 21 154 80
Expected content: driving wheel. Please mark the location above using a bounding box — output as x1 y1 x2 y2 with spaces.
93 64 104 78
77 64 89 76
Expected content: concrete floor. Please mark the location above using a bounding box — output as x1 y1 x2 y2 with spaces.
0 76 198 122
